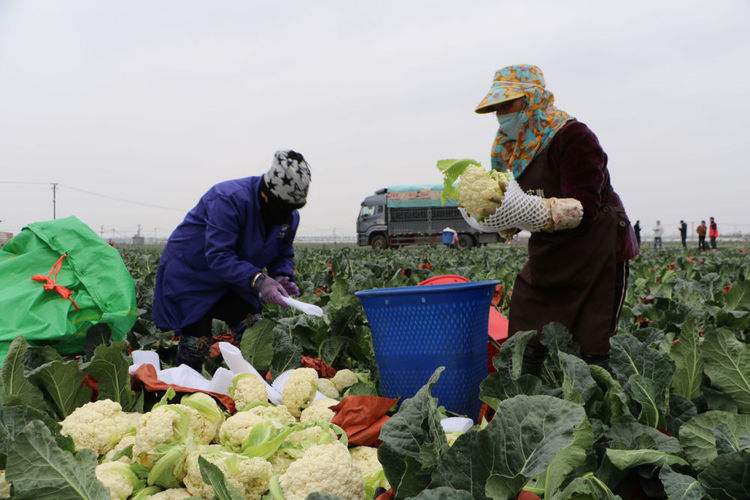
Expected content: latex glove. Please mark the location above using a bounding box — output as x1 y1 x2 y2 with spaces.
275 275 300 297
254 275 289 307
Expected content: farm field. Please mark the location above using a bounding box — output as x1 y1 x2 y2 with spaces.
2 243 750 499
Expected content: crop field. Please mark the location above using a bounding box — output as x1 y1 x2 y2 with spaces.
2 243 750 499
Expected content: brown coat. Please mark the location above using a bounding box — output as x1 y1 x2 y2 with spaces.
507 121 638 355
696 224 707 237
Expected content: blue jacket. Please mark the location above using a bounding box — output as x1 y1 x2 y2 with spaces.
153 176 298 332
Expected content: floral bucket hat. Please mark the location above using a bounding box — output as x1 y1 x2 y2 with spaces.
475 64 573 178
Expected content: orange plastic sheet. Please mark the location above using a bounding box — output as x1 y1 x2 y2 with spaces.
330 395 398 447
300 355 337 378
130 364 236 413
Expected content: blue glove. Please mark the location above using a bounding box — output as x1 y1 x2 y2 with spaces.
254 275 289 307
275 275 300 297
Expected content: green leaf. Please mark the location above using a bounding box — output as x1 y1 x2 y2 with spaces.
659 464 705 500
197 455 244 500
83 323 112 360
542 417 595 498
5 420 110 499
0 403 74 469
0 337 48 413
697 450 750 499
610 334 674 391
724 280 750 311
626 373 666 428
679 410 750 471
480 330 538 408
436 158 481 205
560 472 621 499
605 422 682 455
557 352 597 404
401 488 474 500
702 328 750 412
605 448 688 470
28 360 91 420
85 341 135 408
669 315 704 400
240 319 276 373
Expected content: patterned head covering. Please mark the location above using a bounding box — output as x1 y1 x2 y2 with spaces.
475 65 572 178
263 150 311 208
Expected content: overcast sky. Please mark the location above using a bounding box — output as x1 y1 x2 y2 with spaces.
1 0 748 241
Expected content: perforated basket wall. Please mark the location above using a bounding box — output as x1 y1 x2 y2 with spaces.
355 280 498 419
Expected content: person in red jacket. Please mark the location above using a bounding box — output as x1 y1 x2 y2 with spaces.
474 65 639 371
709 217 718 249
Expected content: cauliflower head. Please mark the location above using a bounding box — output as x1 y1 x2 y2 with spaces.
60 399 135 456
147 488 193 500
227 373 268 410
180 392 225 444
282 368 319 418
278 442 366 500
331 369 359 393
183 445 272 499
455 165 511 219
94 461 139 500
133 404 196 460
299 398 338 424
316 378 340 399
220 404 295 451
103 434 137 463
350 446 390 498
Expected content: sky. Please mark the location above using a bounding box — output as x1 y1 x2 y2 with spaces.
1 0 748 241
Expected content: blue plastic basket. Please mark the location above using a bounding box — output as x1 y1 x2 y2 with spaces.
355 280 498 419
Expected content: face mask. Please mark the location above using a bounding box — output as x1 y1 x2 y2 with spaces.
497 111 524 140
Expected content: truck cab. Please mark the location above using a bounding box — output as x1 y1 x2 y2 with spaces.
356 190 388 249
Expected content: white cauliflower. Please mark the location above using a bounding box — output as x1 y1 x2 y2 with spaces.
283 424 340 459
103 434 137 463
60 399 135 456
300 398 338 424
277 442 366 500
316 378 340 399
220 405 295 451
0 471 10 499
147 488 193 500
133 404 196 461
282 368 319 418
183 445 272 499
455 165 511 219
227 372 268 410
180 392 225 444
331 369 359 393
350 446 390 498
94 461 139 500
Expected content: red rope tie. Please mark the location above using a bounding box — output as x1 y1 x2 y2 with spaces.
31 253 80 311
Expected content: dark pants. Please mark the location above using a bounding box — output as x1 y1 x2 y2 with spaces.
680 235 687 249
522 261 629 373
710 237 717 249
181 290 259 337
698 236 706 249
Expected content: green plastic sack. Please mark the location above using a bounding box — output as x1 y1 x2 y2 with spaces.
0 216 137 365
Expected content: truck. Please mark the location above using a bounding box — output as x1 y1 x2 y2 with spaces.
356 184 500 250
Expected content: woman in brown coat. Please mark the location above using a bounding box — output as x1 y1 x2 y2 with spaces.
474 65 639 371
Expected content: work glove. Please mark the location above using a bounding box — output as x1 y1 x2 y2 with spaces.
253 275 289 307
465 177 583 233
275 275 300 297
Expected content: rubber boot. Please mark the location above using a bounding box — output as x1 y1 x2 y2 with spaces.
176 335 211 372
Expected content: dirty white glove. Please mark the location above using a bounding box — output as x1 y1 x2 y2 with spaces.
460 177 582 233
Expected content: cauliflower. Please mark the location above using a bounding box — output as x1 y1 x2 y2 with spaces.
180 392 225 444
227 372 268 410
331 369 359 393
103 434 137 463
268 452 296 476
147 488 193 500
183 445 272 499
299 398 338 424
283 423 340 459
220 405 295 451
94 461 140 500
350 446 390 498
282 368 319 418
455 165 511 219
60 399 134 456
277 442 366 500
316 378 340 399
133 404 198 462
0 471 10 499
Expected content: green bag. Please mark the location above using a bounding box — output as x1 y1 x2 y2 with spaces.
0 216 137 365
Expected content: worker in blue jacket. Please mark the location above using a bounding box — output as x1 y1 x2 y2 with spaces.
153 150 311 370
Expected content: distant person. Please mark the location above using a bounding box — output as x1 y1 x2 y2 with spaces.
709 217 718 249
153 150 311 371
441 227 458 248
696 220 707 250
679 220 687 249
653 220 663 250
633 220 641 247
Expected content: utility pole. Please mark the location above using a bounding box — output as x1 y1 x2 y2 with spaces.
51 183 58 219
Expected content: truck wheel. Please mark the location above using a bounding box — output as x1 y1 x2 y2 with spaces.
456 234 474 250
371 235 388 250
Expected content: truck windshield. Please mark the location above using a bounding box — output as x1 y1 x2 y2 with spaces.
359 205 376 217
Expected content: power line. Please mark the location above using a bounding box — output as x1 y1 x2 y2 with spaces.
59 184 187 212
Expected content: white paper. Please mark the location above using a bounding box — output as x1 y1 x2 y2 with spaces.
209 367 235 395
440 417 474 434
282 296 323 317
158 364 213 392
129 350 161 374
